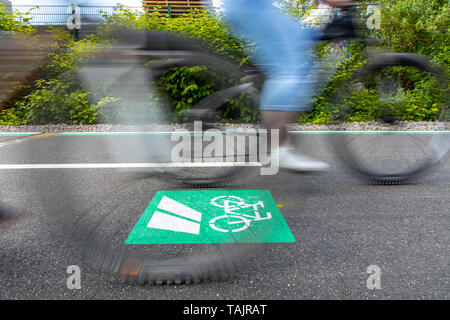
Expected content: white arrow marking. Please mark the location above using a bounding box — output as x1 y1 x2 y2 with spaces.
147 211 200 235
157 195 202 222
147 196 202 234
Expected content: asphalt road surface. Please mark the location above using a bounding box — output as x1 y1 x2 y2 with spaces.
0 132 448 300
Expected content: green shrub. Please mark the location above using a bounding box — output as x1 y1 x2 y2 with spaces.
7 28 117 124
98 7 257 122
0 4 35 35
14 79 93 124
300 0 448 124
0 108 27 125
13 78 122 125
5 2 448 125
99 7 249 61
378 0 449 68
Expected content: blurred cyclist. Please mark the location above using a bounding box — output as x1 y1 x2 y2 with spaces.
222 0 354 172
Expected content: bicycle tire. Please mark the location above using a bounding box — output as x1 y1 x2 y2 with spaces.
163 122 247 187
112 30 255 187
29 30 268 286
330 53 449 184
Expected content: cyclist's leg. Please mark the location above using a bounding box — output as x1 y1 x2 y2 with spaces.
223 0 317 119
260 110 295 146
223 0 329 171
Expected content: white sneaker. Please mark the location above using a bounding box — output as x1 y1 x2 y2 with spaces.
272 146 330 172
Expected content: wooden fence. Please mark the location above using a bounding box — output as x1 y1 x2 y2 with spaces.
142 1 213 17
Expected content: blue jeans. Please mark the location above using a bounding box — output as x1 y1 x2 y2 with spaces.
222 0 317 111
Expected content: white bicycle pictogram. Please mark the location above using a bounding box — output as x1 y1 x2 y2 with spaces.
209 195 272 233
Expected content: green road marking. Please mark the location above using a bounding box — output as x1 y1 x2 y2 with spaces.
125 190 295 244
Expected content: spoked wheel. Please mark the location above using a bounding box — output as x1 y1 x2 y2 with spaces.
331 53 449 184
97 29 255 187
38 179 260 285
164 121 251 187
43 180 272 285
28 30 267 286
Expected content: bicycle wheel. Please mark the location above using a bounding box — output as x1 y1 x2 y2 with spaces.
163 122 251 187
92 30 257 187
330 53 449 184
27 30 269 286
38 180 273 285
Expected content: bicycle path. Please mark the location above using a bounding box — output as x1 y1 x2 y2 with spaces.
0 132 448 299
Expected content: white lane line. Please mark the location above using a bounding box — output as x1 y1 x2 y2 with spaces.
0 162 263 169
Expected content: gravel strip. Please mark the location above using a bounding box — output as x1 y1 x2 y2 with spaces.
0 121 448 133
